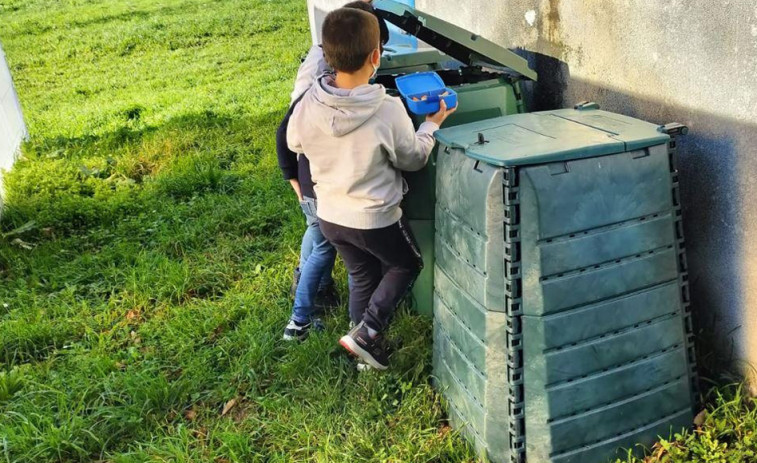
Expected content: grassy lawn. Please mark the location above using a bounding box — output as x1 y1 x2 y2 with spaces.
0 0 754 462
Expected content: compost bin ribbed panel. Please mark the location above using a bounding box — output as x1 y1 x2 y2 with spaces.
432 108 698 463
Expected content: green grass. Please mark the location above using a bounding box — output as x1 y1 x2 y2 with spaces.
0 1 474 461
0 0 754 462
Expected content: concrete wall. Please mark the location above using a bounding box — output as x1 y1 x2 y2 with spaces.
307 0 757 386
0 42 27 207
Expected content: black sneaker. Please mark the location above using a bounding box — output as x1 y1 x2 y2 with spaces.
282 318 323 341
346 322 373 371
339 322 388 370
314 284 340 311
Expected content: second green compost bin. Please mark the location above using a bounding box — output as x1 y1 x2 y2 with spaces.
374 0 537 316
431 104 698 463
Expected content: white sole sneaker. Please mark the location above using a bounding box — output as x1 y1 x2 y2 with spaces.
356 361 373 372
282 319 311 342
339 334 388 371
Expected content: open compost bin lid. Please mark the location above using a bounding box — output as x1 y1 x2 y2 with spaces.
374 0 537 80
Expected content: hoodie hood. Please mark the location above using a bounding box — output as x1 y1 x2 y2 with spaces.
306 75 387 137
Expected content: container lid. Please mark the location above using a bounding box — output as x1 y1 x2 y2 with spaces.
374 0 537 80
433 107 671 167
395 71 446 97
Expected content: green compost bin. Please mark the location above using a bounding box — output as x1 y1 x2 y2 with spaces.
431 104 699 463
374 0 537 316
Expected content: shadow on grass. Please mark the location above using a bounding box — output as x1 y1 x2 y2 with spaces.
0 106 297 364
1 108 285 235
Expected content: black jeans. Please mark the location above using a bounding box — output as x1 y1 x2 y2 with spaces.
320 216 423 332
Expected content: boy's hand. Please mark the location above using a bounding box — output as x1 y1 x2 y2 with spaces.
425 99 457 127
289 179 304 202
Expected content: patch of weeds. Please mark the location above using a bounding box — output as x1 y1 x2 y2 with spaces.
0 319 81 365
616 384 757 462
154 154 241 200
0 367 26 403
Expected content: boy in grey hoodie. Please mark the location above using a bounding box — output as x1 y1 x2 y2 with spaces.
276 1 389 342
287 7 455 369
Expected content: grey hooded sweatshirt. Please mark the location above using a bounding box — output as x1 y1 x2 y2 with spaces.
287 74 438 230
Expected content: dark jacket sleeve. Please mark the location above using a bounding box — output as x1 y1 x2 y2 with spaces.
276 92 308 180
276 103 299 180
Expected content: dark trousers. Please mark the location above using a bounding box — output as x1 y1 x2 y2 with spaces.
320 216 423 332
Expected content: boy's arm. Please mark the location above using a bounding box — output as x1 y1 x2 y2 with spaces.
286 103 304 156
389 99 457 172
290 46 327 104
289 179 303 201
388 101 439 172
281 46 323 201
276 100 302 201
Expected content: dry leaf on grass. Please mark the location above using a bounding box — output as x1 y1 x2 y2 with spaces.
643 442 666 462
184 408 198 421
694 409 707 427
221 398 238 416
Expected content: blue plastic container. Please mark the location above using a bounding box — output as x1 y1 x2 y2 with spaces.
395 71 457 115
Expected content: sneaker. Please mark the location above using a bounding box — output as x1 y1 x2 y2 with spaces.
339 322 388 370
282 318 323 341
314 284 340 311
346 322 373 371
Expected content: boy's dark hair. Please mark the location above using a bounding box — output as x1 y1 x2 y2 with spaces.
322 8 380 73
342 1 389 50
